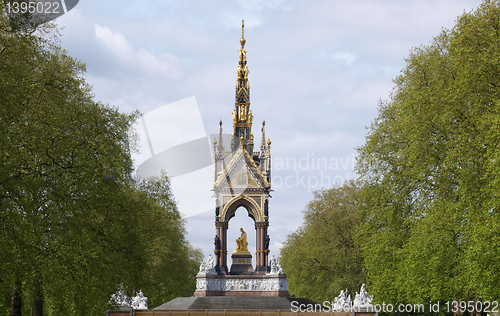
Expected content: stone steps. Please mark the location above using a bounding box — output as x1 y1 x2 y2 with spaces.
154 296 317 311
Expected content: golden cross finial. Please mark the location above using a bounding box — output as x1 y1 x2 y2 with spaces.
240 20 246 47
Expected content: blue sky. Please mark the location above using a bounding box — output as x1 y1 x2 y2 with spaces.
57 0 483 263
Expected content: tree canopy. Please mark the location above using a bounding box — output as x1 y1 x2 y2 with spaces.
356 0 500 304
0 6 200 316
280 180 365 303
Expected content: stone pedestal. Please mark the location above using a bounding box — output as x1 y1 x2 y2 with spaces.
193 274 289 297
230 252 253 275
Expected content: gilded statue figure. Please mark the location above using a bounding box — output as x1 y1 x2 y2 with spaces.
235 228 248 252
236 66 248 80
240 106 246 120
239 48 246 61
243 66 249 79
232 110 237 124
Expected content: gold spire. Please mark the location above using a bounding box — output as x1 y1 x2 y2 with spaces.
238 20 247 63
232 20 252 153
240 20 246 48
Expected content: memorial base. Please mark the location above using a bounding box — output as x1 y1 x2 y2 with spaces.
230 252 253 275
254 265 269 275
193 274 289 297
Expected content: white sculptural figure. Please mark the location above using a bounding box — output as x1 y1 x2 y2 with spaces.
131 290 148 310
276 259 283 274
198 254 217 275
353 283 372 307
268 255 283 275
270 256 276 272
207 254 215 271
109 283 130 308
333 289 351 311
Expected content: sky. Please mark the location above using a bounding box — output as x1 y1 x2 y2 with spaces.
56 0 483 265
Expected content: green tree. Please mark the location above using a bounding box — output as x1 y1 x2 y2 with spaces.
280 180 365 303
356 0 500 305
0 6 201 315
133 174 203 308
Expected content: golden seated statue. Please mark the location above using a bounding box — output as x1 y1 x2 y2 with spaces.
233 228 251 255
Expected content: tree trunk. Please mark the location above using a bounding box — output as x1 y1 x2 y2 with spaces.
10 281 22 316
31 281 42 316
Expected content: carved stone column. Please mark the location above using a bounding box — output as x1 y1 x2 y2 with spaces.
254 221 269 274
215 221 229 274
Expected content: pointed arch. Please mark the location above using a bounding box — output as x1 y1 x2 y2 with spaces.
222 194 261 222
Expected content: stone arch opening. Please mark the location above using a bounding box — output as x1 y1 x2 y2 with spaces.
214 195 269 274
222 195 260 223
227 206 255 264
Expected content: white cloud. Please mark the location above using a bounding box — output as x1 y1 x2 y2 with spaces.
94 24 183 79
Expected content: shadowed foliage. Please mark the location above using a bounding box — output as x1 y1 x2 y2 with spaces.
280 180 365 303
356 0 500 305
0 5 200 315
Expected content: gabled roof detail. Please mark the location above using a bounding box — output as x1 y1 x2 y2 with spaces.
214 147 270 189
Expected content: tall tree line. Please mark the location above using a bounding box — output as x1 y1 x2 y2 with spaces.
280 181 365 303
0 6 200 316
356 0 500 304
282 0 500 306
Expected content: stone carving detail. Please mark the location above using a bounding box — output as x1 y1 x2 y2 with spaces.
195 277 287 292
330 284 373 311
131 290 148 310
353 284 373 308
268 255 283 275
109 283 130 308
198 254 217 275
333 289 351 311
279 278 287 291
196 278 208 291
110 284 149 310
